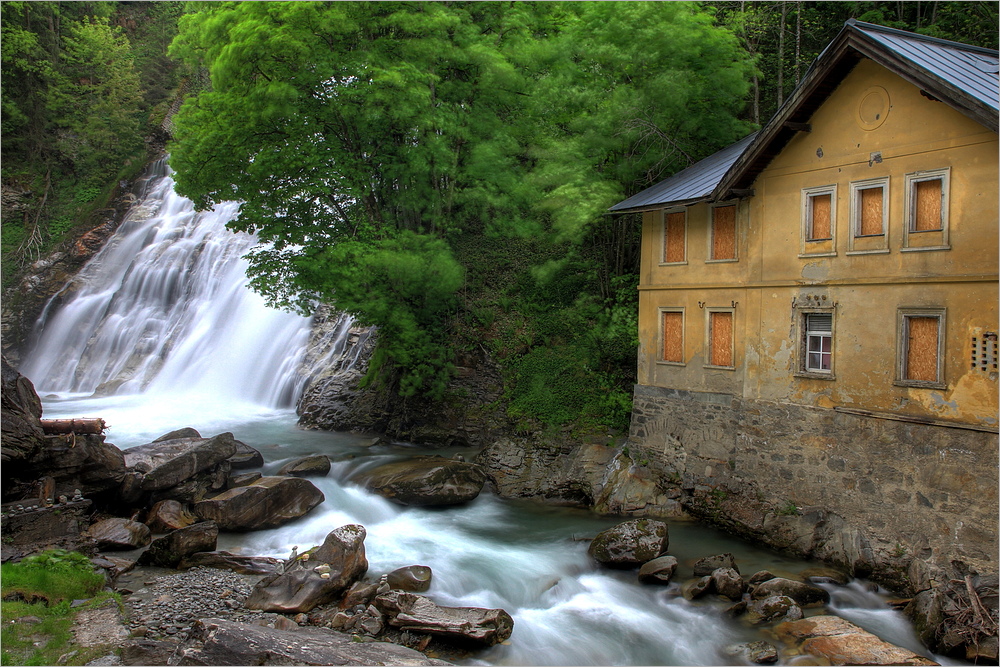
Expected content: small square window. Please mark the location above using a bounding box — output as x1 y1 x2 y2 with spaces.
709 205 737 261
896 308 946 388
662 211 686 264
902 169 950 251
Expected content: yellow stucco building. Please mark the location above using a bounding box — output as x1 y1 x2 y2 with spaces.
612 21 998 594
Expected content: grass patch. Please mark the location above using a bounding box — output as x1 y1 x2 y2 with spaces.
1 550 119 666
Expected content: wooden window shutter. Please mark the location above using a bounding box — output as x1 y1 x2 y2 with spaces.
712 206 736 259
913 179 942 231
664 212 685 263
710 312 733 367
809 194 832 240
662 311 683 362
859 187 883 235
906 316 939 381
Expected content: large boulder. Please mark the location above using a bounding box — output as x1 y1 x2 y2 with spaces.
124 432 237 491
752 577 830 606
227 439 264 469
588 519 669 567
192 476 324 531
144 499 196 533
175 617 451 666
85 517 151 550
277 454 331 478
353 456 487 506
775 615 937 665
150 460 231 504
245 524 368 614
0 356 46 471
374 590 514 647
138 521 218 568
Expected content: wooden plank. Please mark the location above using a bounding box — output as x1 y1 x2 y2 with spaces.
664 212 685 263
809 194 832 240
662 311 683 362
860 187 883 235
914 179 942 231
712 206 736 260
906 317 939 382
710 312 733 367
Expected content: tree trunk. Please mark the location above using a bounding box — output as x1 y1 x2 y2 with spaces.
40 418 108 435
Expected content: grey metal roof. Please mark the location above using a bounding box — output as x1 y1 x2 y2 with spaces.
608 133 757 213
851 19 999 113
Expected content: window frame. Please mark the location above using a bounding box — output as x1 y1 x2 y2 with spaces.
660 208 688 265
704 307 736 370
795 308 836 380
848 177 890 255
895 307 947 389
902 168 950 252
800 184 838 257
657 307 685 366
707 202 738 263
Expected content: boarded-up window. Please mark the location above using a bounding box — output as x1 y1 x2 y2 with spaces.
905 316 940 382
712 206 736 260
710 311 733 367
858 187 883 236
662 311 683 362
808 194 832 240
912 179 942 231
664 212 685 263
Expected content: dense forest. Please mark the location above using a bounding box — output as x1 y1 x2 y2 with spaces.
3 1 997 431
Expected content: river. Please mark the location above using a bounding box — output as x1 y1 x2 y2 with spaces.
20 160 943 665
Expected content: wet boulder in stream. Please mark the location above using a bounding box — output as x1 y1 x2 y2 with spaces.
246 524 368 613
352 456 487 506
277 454 331 477
751 576 830 606
588 518 669 567
192 475 324 531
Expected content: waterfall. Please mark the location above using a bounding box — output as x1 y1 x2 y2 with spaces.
22 157 330 410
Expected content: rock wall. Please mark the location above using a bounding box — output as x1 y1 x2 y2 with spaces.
627 384 999 592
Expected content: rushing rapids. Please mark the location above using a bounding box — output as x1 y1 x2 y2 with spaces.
18 159 944 666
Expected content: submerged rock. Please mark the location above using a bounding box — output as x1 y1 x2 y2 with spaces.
353 456 487 506
588 518 669 567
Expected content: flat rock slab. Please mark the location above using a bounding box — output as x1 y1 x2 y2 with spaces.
71 599 130 648
776 615 938 665
174 617 452 665
375 591 514 647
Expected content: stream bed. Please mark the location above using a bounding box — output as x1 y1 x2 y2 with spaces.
39 395 943 666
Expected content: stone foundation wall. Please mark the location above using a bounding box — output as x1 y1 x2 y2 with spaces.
628 384 999 591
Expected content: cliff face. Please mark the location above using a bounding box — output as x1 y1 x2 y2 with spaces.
296 321 509 448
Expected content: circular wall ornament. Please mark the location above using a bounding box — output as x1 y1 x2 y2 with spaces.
857 86 890 130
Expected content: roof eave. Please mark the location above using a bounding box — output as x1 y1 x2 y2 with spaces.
607 196 710 216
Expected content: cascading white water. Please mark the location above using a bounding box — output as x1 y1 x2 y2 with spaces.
22 157 320 409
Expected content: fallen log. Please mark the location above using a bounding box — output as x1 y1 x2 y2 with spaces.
40 418 107 435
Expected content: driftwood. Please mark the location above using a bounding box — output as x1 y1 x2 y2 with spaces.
40 418 107 435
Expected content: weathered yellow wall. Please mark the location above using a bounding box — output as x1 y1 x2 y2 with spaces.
637 57 999 427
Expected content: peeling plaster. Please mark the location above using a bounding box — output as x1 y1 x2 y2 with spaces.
801 262 830 281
